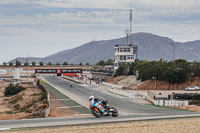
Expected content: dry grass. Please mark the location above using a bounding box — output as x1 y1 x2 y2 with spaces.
0 84 48 120
2 117 200 133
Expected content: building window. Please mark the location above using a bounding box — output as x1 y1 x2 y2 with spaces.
126 55 134 60
119 48 131 52
124 48 130 52
120 55 126 60
114 63 118 67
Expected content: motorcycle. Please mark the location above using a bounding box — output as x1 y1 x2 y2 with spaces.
89 100 118 118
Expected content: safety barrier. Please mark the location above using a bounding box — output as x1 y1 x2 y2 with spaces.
102 82 122 89
154 100 189 107
109 88 131 97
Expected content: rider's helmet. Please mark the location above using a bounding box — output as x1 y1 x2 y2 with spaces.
89 95 94 101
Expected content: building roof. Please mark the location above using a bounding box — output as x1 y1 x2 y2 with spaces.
115 44 133 47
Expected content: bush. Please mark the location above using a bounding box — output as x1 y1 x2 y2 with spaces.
4 84 26 96
40 92 47 101
114 66 126 77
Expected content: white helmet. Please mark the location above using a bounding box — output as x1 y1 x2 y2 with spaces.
89 95 94 101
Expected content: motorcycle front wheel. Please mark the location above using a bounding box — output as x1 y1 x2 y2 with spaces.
91 108 101 118
111 107 118 117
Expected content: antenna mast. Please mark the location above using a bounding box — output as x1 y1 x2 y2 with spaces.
129 6 133 45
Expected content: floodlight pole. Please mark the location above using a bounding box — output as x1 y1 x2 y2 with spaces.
171 43 177 68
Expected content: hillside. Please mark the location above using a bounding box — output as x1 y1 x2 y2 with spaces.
9 57 42 64
8 32 200 64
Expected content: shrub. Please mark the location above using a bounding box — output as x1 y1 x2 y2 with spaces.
4 84 26 96
32 62 36 66
40 92 47 101
114 66 126 77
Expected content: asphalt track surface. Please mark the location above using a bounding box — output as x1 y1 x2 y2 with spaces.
0 75 200 129
41 75 198 116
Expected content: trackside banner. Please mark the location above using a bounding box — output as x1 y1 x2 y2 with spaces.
35 69 82 74
61 69 82 73
35 69 57 73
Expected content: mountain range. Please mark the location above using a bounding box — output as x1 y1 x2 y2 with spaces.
9 32 200 64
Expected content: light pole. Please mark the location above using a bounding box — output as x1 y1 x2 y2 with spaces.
152 76 157 90
125 30 129 45
171 43 177 68
136 70 138 88
136 70 139 96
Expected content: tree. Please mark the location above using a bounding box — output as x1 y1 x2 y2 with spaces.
96 60 105 66
24 62 29 66
79 62 83 66
9 62 13 66
3 62 6 66
114 67 126 77
47 62 52 66
63 62 68 65
32 62 36 66
16 61 21 67
191 61 200 76
128 62 137 75
105 59 113 66
56 63 60 66
39 62 44 66
86 62 90 66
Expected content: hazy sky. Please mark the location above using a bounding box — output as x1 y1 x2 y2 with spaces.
0 0 200 64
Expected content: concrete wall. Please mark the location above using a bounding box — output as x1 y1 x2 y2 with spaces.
146 90 189 107
38 83 51 118
102 82 122 89
109 88 131 97
154 100 189 107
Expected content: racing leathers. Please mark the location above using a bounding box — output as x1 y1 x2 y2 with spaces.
89 98 107 115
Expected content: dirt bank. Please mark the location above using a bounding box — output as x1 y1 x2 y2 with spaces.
0 84 47 120
137 76 200 90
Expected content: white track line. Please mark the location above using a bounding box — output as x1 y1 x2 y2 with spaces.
57 106 82 109
0 128 10 131
52 99 71 101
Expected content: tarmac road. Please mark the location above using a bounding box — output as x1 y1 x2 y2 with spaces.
1 75 200 129
40 75 198 116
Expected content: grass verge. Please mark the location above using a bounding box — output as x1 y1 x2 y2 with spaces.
40 81 90 114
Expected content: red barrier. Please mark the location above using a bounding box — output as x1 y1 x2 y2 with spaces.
63 73 77 77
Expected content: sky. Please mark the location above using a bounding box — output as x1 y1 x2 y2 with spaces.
0 0 200 64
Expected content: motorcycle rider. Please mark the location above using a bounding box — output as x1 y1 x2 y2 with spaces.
89 95 107 116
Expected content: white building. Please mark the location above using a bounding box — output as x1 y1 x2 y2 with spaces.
114 45 136 70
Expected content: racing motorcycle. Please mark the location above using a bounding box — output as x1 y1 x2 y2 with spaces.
89 100 118 118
